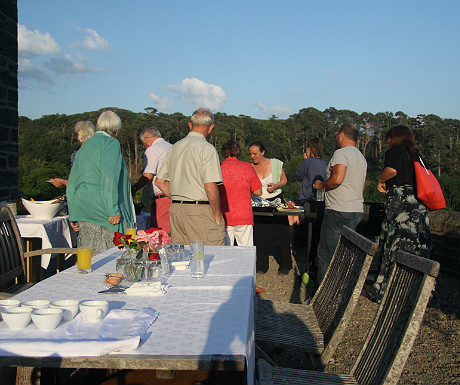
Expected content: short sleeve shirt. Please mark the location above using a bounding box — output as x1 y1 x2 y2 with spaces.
325 145 367 213
157 131 222 201
219 158 262 225
384 148 415 189
143 138 172 196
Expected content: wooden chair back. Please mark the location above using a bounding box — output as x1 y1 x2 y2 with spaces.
312 226 378 363
351 251 439 385
0 207 27 292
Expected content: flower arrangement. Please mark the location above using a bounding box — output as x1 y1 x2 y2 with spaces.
113 227 171 260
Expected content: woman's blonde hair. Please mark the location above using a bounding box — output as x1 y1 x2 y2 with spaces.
75 121 95 144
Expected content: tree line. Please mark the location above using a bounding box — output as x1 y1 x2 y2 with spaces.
18 106 460 211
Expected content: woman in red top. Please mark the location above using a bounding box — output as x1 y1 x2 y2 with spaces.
219 140 262 246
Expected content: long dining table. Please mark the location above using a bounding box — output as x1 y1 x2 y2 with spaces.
0 245 257 384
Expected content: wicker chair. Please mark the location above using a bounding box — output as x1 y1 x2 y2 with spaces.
0 207 77 298
256 226 378 367
257 250 440 385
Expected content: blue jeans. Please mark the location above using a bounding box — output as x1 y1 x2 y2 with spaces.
317 209 363 283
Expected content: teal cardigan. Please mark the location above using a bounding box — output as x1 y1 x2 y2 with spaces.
67 131 135 233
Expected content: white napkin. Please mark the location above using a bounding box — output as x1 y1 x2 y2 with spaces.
0 307 158 357
171 261 189 270
124 281 168 296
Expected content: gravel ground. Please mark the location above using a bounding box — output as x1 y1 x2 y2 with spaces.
255 244 460 384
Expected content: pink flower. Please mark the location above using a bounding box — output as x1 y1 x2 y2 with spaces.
134 228 171 251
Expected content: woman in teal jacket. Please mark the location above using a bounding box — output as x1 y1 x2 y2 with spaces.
67 111 135 253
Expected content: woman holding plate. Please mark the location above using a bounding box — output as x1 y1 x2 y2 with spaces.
249 141 292 275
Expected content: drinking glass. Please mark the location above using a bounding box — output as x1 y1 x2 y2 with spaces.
77 237 92 274
146 260 162 281
116 257 133 284
316 188 325 202
126 222 137 238
190 240 205 278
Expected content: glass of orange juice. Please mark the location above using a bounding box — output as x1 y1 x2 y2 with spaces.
77 237 92 274
126 222 137 238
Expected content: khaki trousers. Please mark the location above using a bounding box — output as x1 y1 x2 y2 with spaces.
169 203 225 246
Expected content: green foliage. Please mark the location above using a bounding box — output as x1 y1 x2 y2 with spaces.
17 107 460 211
19 161 68 200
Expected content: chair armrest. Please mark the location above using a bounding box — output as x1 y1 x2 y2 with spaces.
24 248 78 258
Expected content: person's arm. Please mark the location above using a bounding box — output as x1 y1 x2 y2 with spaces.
131 173 153 194
204 182 223 224
377 167 397 193
155 178 171 198
267 168 287 193
49 178 68 188
252 187 262 197
313 164 346 190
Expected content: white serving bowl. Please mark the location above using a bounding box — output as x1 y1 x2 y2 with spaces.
22 299 50 309
32 308 63 331
50 299 79 321
21 198 64 220
1 306 33 329
0 299 21 320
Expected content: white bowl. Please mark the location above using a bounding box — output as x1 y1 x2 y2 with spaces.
21 198 64 220
32 308 63 331
50 300 79 321
80 300 109 322
22 299 50 309
0 299 21 319
1 306 33 329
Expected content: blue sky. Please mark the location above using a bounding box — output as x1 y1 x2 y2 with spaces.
18 0 460 120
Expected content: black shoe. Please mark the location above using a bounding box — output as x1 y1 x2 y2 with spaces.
277 270 290 276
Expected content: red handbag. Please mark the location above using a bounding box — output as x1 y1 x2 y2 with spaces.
414 156 446 211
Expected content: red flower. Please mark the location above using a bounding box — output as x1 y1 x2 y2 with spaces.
112 232 132 249
149 252 160 260
146 227 162 234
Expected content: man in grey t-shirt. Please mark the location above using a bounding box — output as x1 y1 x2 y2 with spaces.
313 123 367 283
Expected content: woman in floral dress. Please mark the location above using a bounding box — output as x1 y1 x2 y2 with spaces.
372 125 432 301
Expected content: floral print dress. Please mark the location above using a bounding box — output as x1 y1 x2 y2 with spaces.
372 184 432 300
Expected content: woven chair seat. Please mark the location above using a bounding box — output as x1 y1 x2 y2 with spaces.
256 299 323 353
256 226 378 365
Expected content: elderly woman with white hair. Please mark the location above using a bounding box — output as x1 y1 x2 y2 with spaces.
49 120 96 188
67 110 135 253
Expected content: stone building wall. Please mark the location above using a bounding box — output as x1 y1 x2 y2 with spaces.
0 1 18 201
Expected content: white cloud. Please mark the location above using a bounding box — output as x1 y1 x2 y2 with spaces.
46 54 106 74
148 92 172 110
18 58 54 88
254 101 293 117
167 78 229 111
18 24 61 56
82 28 111 50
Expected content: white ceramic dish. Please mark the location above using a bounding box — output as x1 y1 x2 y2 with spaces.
32 308 63 331
0 299 21 320
50 299 79 321
79 300 109 322
22 299 50 309
1 306 33 329
21 198 64 220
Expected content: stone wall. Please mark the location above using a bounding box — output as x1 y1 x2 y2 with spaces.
429 210 460 276
0 1 18 201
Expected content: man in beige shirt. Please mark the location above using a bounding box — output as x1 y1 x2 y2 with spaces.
155 108 225 245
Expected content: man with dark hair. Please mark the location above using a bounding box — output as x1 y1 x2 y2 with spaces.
155 108 225 245
131 127 172 233
313 123 367 283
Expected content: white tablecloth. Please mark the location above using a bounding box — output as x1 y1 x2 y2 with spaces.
2 246 256 384
15 215 76 269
